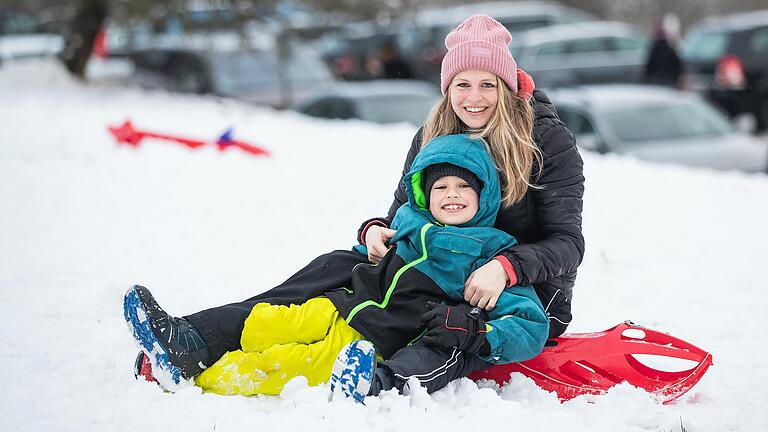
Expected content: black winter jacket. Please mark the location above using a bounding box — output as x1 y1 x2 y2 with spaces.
358 89 585 337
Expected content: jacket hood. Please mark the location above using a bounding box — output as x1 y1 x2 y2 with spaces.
403 134 501 228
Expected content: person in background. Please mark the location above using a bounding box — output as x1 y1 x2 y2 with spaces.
644 13 682 87
380 41 413 79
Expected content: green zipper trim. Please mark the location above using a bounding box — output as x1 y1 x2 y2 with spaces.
346 223 433 322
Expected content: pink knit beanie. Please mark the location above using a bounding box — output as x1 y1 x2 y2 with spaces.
440 14 518 95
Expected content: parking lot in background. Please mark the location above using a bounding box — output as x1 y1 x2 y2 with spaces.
2 2 767 168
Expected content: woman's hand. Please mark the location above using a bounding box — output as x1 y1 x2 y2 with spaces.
365 225 396 263
464 259 509 310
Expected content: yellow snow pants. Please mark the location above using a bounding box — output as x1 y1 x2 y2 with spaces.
194 297 364 396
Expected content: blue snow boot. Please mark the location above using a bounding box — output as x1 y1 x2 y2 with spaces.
330 340 376 403
123 285 211 388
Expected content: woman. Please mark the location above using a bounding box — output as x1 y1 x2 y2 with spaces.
127 14 583 400
362 14 583 337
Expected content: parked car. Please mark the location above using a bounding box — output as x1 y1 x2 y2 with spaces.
548 85 768 173
0 11 63 63
680 10 768 132
510 21 650 88
297 79 439 125
128 42 335 108
394 1 596 82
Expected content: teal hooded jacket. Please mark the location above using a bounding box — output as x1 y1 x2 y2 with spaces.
329 134 549 364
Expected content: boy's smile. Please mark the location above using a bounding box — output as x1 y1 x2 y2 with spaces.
428 175 480 225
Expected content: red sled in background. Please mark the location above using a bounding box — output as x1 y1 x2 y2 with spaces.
107 120 270 157
469 321 713 403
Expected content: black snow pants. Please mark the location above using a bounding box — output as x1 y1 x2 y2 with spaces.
184 249 492 395
371 342 492 395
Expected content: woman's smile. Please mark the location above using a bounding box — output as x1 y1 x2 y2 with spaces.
464 106 488 114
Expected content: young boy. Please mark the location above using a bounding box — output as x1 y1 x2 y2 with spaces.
123 134 549 397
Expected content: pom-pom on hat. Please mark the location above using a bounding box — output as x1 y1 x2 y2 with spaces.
440 14 518 95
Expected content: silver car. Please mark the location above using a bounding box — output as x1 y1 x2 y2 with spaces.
510 21 650 88
548 84 768 173
298 80 440 126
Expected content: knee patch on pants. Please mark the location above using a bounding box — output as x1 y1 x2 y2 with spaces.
240 296 338 353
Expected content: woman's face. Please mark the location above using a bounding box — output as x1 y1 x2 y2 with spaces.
449 69 499 129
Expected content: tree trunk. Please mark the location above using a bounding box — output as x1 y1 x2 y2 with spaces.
60 0 108 79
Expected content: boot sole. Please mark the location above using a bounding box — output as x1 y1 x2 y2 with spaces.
123 285 185 389
330 340 376 403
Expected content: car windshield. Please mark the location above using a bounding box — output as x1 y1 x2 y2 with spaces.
681 30 729 61
355 94 436 125
605 100 734 143
210 50 331 95
1 12 38 35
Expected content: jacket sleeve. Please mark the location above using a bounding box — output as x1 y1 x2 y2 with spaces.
479 285 550 364
356 128 423 244
500 122 585 286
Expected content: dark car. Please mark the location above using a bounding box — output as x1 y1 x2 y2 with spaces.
681 10 768 132
128 41 335 108
549 85 768 173
298 80 439 125
316 23 402 81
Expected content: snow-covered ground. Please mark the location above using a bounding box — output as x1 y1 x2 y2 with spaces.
1 59 767 431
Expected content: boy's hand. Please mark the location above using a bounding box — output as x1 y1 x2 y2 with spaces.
464 260 507 310
420 302 489 353
365 225 396 263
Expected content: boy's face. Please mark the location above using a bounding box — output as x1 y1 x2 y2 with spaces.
428 175 479 225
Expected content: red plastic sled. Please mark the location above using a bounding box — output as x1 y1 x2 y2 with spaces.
469 321 713 403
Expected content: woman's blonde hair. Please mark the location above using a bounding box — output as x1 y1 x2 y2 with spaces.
422 77 541 207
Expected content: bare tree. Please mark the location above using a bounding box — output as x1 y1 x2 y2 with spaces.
59 0 108 79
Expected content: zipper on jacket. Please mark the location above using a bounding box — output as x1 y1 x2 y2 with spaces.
345 223 433 323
